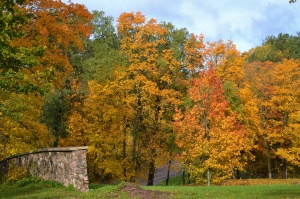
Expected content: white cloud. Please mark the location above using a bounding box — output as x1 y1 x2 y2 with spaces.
66 0 300 52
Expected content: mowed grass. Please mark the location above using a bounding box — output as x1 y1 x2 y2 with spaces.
144 184 300 199
1 177 300 199
0 178 121 199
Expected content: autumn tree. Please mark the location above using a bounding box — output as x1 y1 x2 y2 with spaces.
242 61 281 178
11 0 92 86
1 0 92 160
174 68 247 186
0 90 53 160
270 59 300 176
0 0 46 93
182 33 205 77
22 0 93 145
116 12 184 185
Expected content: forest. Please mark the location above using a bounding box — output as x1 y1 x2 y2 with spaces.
1 0 300 186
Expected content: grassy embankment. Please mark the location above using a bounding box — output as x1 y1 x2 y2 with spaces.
1 177 300 199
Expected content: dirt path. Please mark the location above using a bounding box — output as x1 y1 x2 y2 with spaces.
138 160 182 186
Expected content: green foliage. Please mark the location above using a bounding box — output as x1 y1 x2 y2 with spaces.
161 22 190 62
0 69 45 94
0 0 40 71
249 33 300 62
222 81 242 114
91 10 119 48
41 91 69 146
69 10 125 85
0 0 46 93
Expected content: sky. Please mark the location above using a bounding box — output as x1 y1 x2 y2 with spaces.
67 0 300 52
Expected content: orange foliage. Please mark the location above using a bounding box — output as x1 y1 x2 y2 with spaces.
12 0 92 87
174 68 247 185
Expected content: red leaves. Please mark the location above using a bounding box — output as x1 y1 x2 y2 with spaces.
174 67 246 184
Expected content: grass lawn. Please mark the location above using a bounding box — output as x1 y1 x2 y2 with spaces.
145 184 300 199
1 177 300 199
0 178 120 199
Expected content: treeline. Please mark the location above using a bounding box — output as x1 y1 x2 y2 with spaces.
1 0 300 186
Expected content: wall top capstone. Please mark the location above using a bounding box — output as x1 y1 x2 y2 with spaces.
0 146 88 162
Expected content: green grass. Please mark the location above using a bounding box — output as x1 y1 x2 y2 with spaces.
144 184 300 199
0 178 124 199
1 177 300 199
157 174 183 186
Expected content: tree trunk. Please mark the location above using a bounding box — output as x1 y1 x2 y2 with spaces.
264 136 272 179
132 86 142 183
261 106 272 179
232 168 236 179
285 159 288 179
232 167 240 179
207 168 211 186
99 168 104 184
123 116 127 181
182 169 185 185
147 159 155 186
166 160 171 186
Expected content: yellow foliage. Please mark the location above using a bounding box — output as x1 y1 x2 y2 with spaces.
0 91 54 160
7 164 28 181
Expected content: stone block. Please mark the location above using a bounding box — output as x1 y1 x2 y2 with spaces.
78 174 84 179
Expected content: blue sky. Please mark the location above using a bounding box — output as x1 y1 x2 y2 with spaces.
67 0 300 52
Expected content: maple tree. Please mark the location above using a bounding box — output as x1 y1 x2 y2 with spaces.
116 12 184 185
182 33 205 76
270 59 300 173
11 0 93 87
243 61 276 178
0 0 92 160
215 41 245 85
174 68 247 185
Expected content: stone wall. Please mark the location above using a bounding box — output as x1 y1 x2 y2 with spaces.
0 146 89 191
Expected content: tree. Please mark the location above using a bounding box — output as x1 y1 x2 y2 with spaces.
0 91 54 160
243 61 279 178
0 0 45 93
11 0 92 87
1 0 92 159
270 59 300 175
216 40 245 85
249 33 300 63
116 12 184 185
174 68 246 186
161 22 189 60
80 10 125 84
182 33 205 77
